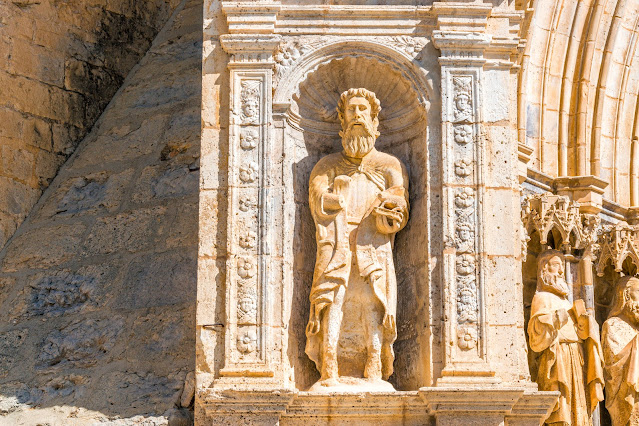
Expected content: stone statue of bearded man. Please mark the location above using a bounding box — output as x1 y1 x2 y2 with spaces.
528 249 604 425
602 276 639 426
305 88 409 391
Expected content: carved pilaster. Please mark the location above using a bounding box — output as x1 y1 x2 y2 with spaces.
432 4 496 383
217 27 281 385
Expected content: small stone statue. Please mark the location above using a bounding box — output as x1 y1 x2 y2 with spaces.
305 88 409 391
528 249 604 425
602 276 639 425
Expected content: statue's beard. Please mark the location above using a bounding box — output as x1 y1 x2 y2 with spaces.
624 300 639 324
340 121 378 158
541 271 570 297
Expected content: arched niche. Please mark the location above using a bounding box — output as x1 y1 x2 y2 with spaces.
273 42 434 391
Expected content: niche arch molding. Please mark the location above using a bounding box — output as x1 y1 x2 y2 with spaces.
273 39 434 120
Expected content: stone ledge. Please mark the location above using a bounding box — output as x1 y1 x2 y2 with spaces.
197 387 557 425
281 391 429 425
420 387 558 426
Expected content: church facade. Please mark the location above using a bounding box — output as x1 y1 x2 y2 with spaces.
3 0 639 424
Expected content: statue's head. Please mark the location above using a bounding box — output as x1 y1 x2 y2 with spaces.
337 88 381 158
537 249 570 298
609 276 639 324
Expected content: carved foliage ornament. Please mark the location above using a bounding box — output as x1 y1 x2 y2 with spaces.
239 162 259 183
237 329 257 354
240 128 258 150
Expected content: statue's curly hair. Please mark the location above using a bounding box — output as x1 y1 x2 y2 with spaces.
336 88 381 123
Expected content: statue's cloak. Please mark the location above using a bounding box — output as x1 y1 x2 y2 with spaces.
305 149 408 379
602 316 639 426
528 291 604 424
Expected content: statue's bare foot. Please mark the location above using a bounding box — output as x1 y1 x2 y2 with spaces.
320 378 340 387
364 357 382 380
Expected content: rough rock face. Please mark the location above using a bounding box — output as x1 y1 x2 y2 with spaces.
0 0 181 250
0 0 201 423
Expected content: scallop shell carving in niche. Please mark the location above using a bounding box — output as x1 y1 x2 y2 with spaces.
295 56 425 145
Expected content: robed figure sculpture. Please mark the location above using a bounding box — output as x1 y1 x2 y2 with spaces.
305 88 409 391
602 276 639 426
528 249 604 425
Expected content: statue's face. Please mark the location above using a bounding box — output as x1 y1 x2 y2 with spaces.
546 256 564 276
627 279 639 303
623 278 639 324
340 96 378 158
243 99 259 118
540 255 569 297
343 96 373 129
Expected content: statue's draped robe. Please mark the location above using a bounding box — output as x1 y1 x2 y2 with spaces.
305 149 408 379
603 316 639 426
528 291 604 425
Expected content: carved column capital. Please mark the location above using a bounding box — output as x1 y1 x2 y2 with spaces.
553 175 608 215
221 1 281 34
220 34 281 67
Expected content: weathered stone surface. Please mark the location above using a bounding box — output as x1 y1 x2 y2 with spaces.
119 250 197 310
0 329 28 378
38 317 124 369
26 271 97 317
0 0 182 249
0 1 200 423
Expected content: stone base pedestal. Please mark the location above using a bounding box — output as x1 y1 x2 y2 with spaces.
197 390 429 425
281 392 430 425
196 388 557 425
196 389 295 426
419 387 559 426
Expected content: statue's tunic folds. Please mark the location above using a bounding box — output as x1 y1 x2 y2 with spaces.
305 149 408 379
603 316 639 425
528 291 604 425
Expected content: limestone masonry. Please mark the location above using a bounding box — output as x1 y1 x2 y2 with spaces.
4 0 639 425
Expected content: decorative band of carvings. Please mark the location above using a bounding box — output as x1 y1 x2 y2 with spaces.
223 70 271 373
450 74 480 352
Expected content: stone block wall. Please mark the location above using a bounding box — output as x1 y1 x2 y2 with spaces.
0 0 181 250
0 0 202 423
